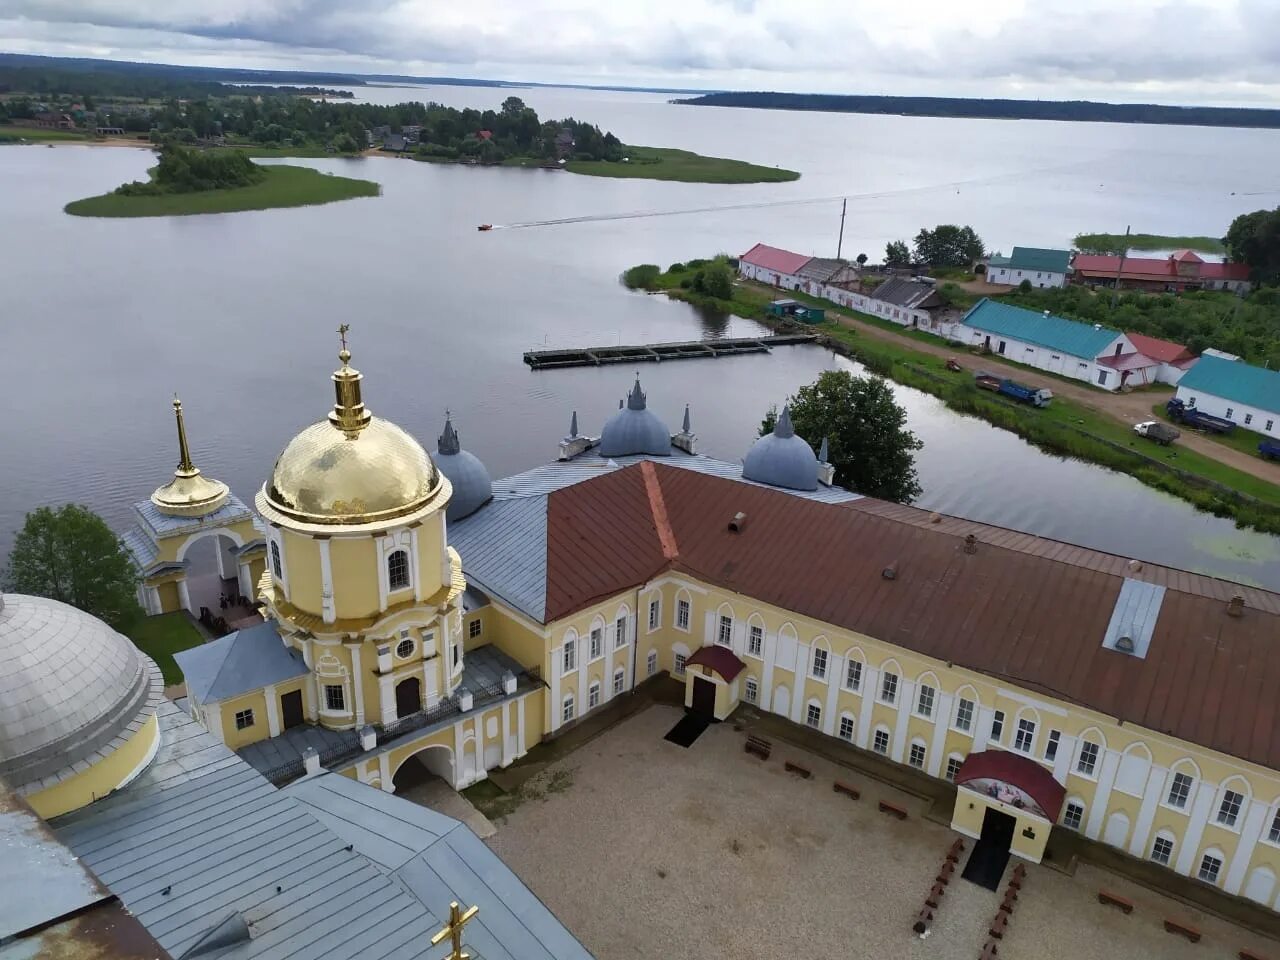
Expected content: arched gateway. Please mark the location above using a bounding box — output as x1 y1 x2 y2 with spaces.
950 749 1066 865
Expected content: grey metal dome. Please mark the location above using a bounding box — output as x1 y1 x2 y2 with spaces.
599 377 671 457
436 414 493 521
0 593 162 793
742 405 819 491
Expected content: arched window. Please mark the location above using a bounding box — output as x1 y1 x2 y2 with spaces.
1150 830 1176 866
1062 797 1086 831
271 541 282 578
646 649 658 677
562 694 576 724
613 667 626 696
588 681 601 710
388 550 410 590
745 677 759 704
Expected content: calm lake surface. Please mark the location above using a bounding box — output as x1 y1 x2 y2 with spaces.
3 85 1280 587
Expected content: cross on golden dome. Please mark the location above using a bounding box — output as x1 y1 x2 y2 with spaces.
430 901 479 960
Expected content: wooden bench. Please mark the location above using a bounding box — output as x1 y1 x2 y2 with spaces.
989 911 1009 939
1097 890 1134 914
1239 949 1271 960
980 940 999 960
744 735 771 760
926 882 947 909
879 799 908 820
1163 919 1202 943
833 780 860 800
784 759 812 779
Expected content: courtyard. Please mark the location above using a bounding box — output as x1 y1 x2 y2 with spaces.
483 704 1280 960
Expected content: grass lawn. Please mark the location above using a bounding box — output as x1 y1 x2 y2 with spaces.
0 126 88 142
127 612 204 685
565 146 800 184
1074 231 1226 255
64 164 380 217
217 142 348 159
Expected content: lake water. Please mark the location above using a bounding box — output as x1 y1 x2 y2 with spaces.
3 86 1279 588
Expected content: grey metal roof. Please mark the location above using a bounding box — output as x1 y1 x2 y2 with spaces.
597 377 671 458
1101 578 1167 659
437 416 494 522
870 276 942 310
462 586 491 612
284 774 595 960
741 406 819 491
51 701 451 960
450 497 550 621
133 494 254 539
121 525 160 571
237 721 362 777
174 620 309 705
0 593 163 793
795 257 851 282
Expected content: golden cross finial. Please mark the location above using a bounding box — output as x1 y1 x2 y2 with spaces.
172 393 195 474
337 323 350 352
430 901 478 960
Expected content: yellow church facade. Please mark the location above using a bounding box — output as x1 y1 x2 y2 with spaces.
149 336 1280 917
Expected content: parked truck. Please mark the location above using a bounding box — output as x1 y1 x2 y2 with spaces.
1260 439 1280 461
1165 398 1236 434
1133 421 1181 446
974 371 1054 408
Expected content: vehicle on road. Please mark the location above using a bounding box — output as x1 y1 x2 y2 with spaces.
1260 439 1280 461
1133 421 1180 446
1166 398 1236 434
974 371 1053 408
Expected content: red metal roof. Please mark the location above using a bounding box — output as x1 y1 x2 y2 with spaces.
954 750 1066 822
1125 332 1195 365
541 463 1280 771
1072 254 1250 283
686 645 746 681
1097 352 1160 372
740 242 813 276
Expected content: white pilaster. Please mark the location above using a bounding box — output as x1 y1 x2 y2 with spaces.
411 527 424 602
1225 803 1269 894
237 561 253 599
146 585 161 615
856 667 878 750
453 721 466 788
379 752 392 791
318 538 335 624
928 692 953 777
204 702 225 743
177 578 193 614
517 696 527 756
349 643 365 726
1175 781 1219 875
790 641 809 725
1053 734 1076 784
821 654 842 737
550 641 563 733
760 631 776 712
973 707 993 753
473 718 485 781
501 701 513 766
379 674 396 724
1085 751 1121 841
1128 765 1168 857
264 683 281 737
891 679 913 763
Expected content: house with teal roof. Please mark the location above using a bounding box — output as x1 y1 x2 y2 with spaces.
955 299 1138 390
1174 354 1280 438
986 247 1072 288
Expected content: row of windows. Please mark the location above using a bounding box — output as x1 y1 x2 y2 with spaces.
269 543 432 595
563 617 630 672
564 668 629 721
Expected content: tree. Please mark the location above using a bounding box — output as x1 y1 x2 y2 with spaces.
912 224 985 268
885 240 911 267
855 252 868 267
766 370 923 503
4 504 141 630
1225 207 1280 285
698 262 734 299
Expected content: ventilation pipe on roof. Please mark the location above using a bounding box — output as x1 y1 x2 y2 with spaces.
881 563 898 581
1127 559 1143 572
1227 594 1246 618
1114 634 1135 654
928 512 942 524
729 512 747 533
963 533 977 555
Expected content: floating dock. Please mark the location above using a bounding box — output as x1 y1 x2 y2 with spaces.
524 333 819 370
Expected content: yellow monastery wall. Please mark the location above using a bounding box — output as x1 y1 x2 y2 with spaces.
329 536 379 619
218 689 271 750
156 580 180 613
28 712 160 819
462 609 489 652
282 528 323 614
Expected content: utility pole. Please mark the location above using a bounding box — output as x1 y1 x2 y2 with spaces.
836 198 847 260
1109 225 1130 310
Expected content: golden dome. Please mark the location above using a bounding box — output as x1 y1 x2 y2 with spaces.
258 333 444 527
152 397 229 517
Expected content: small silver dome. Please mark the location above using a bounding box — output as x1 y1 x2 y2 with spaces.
599 377 671 457
436 414 493 521
0 593 162 792
742 405 819 491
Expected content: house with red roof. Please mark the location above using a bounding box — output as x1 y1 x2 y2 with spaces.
1072 249 1252 294
737 243 814 287
1116 332 1199 385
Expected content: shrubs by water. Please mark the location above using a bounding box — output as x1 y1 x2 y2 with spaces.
622 264 662 290
115 145 266 196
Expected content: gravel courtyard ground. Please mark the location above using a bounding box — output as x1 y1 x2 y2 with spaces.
485 704 1280 960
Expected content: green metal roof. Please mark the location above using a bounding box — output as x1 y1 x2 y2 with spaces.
1009 246 1071 273
987 255 1011 267
961 299 1121 359
1177 354 1280 413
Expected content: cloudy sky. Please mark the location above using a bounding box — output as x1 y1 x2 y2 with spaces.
2 0 1279 105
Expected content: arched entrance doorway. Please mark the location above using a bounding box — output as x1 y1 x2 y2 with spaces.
395 677 422 719
177 529 261 634
392 744 456 800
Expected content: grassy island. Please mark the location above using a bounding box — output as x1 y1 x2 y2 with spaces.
564 146 798 184
1074 232 1226 255
65 145 378 217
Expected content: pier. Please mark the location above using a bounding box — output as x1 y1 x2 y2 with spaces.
523 333 819 370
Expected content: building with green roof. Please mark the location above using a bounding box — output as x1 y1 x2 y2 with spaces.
956 299 1137 391
987 246 1072 288
1174 355 1280 438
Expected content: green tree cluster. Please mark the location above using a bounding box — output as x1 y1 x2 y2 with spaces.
4 505 141 630
115 144 265 196
911 224 984 267
1225 206 1280 286
760 370 923 503
884 240 911 267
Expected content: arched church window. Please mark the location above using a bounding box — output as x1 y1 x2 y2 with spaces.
388 550 410 591
271 541 282 578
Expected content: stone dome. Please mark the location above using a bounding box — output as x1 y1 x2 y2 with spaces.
742 405 819 491
0 593 162 793
598 377 671 458
259 345 444 528
435 414 493 522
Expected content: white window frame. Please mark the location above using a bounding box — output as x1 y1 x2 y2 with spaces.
270 540 283 578
747 623 763 657
395 637 415 659
844 659 862 692
745 677 759 704
562 694 575 724
1217 789 1245 829
945 756 963 781
589 625 602 660
1044 729 1061 762
648 599 660 632
1166 771 1195 810
872 728 890 755
954 697 974 733
615 614 628 649
990 710 1005 743
805 702 822 729
234 708 255 730
468 618 482 639
908 742 927 769
838 715 854 741
1076 740 1100 778
646 649 658 677
1014 717 1036 753
588 682 601 710
1151 833 1175 866
1266 808 1280 846
716 614 733 647
673 653 687 676
676 598 691 631
613 668 625 696
1198 852 1223 885
811 648 828 680
916 684 935 719
879 672 898 705
562 638 577 673
1062 801 1085 831
387 549 411 591
324 684 346 712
